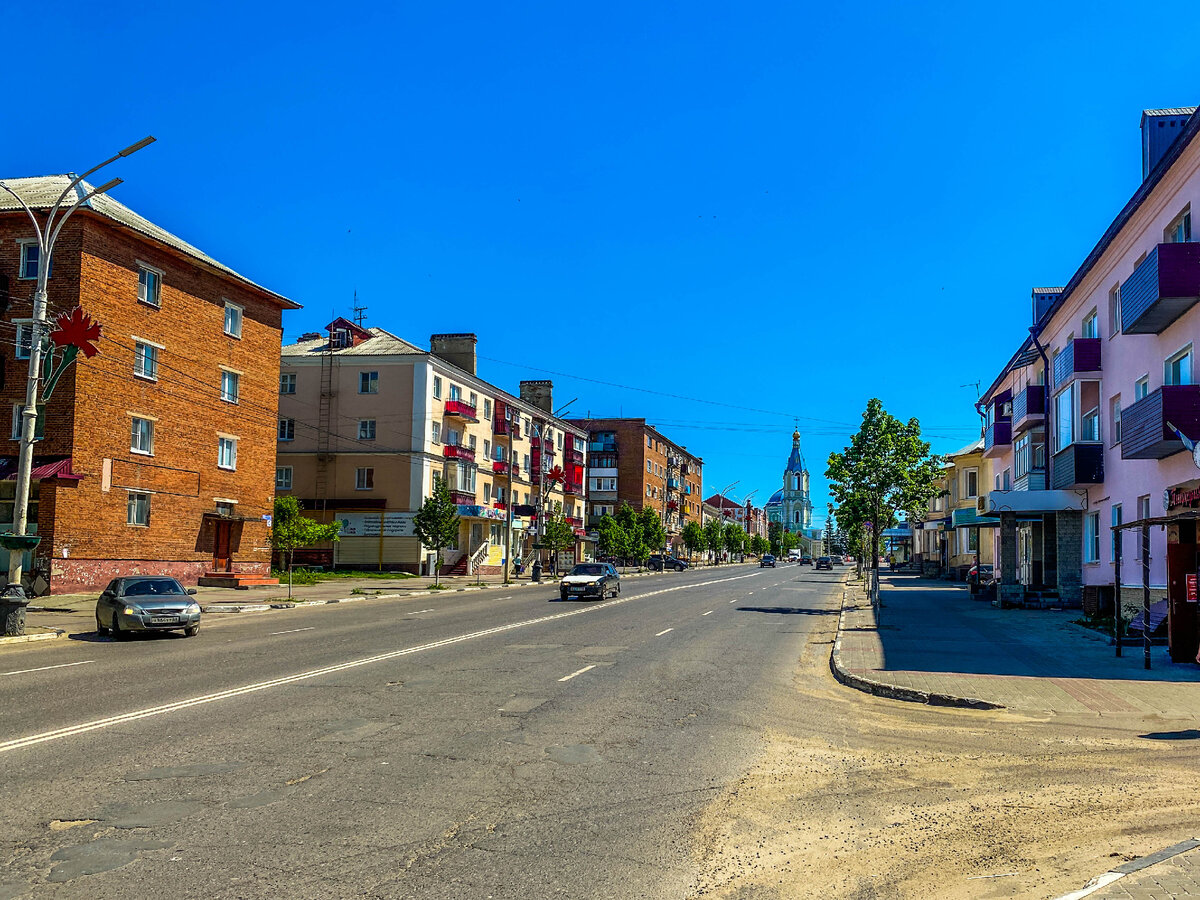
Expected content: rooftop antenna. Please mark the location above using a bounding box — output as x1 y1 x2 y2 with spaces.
960 380 981 397
352 290 368 327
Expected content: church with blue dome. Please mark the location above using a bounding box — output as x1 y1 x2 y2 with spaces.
766 430 813 534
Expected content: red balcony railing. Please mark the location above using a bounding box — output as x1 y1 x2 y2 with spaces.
444 399 478 420
566 515 584 528
563 481 581 495
568 449 584 465
493 501 507 511
450 490 476 506
443 444 475 462
492 460 510 475
494 417 510 435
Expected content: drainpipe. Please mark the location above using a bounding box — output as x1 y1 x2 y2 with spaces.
1029 327 1053 489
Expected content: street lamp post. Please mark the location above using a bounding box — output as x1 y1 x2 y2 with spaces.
0 138 154 608
714 480 739 565
741 490 758 561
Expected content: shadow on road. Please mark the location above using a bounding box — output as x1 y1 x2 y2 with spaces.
1139 729 1200 741
736 606 837 616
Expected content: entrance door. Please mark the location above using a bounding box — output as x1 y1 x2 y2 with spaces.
470 522 485 550
213 521 232 572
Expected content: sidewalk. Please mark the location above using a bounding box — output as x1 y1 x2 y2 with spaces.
11 562 751 643
832 574 1200 716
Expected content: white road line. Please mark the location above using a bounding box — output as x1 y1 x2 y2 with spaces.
558 665 596 682
412 609 436 614
269 627 315 636
0 571 759 755
1 660 93 678
729 599 738 603
655 628 674 637
702 611 713 616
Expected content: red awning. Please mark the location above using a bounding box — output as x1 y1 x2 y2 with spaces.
0 457 84 482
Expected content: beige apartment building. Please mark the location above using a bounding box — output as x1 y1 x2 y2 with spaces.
915 439 995 579
277 323 588 574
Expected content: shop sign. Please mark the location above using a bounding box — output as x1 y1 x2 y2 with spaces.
1187 574 1198 603
1165 480 1200 511
337 512 416 537
456 505 509 521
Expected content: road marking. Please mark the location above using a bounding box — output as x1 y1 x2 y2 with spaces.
0 571 759 755
412 609 436 614
729 599 738 603
655 628 674 637
269 627 315 636
1 660 93 678
558 665 595 682
702 611 713 616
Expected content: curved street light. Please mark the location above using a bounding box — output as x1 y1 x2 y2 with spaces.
0 138 155 605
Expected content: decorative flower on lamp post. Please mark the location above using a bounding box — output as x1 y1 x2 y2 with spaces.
42 307 102 400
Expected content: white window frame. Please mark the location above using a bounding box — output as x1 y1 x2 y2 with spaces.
223 301 244 338
126 491 151 527
1108 283 1121 336
14 320 32 360
275 466 293 490
18 240 46 281
1111 395 1122 445
220 369 240 404
130 416 154 455
1135 375 1149 401
1084 511 1100 563
278 418 295 441
1082 309 1099 339
963 467 978 499
10 403 43 441
449 384 461 401
1165 205 1192 244
358 419 376 440
217 436 238 471
432 376 442 400
1164 343 1193 387
133 339 161 381
279 372 296 394
137 263 163 307
355 467 374 490
359 371 379 394
483 399 492 419
431 422 441 443
1111 504 1122 561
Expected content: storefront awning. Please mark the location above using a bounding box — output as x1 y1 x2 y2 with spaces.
980 490 1087 515
0 456 84 482
951 508 1001 529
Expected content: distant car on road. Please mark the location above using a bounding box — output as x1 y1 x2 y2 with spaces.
815 556 833 570
560 563 620 601
648 554 688 572
95 576 201 639
799 556 813 565
760 554 776 567
967 563 994 584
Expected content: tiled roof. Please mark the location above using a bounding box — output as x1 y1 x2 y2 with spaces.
946 439 984 458
1032 286 1064 294
282 327 424 356
1143 107 1197 118
0 175 297 308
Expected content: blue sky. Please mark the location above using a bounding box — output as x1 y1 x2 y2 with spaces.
9 1 1200 525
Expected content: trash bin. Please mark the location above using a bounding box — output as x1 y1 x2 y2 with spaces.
531 562 542 583
0 583 29 636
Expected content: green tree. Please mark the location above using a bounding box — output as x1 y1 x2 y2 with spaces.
750 534 769 556
768 521 783 555
270 495 342 598
541 504 576 574
780 531 798 556
615 502 649 567
704 517 725 564
413 479 461 586
826 398 941 598
596 514 630 567
723 522 746 560
640 506 666 562
682 520 706 561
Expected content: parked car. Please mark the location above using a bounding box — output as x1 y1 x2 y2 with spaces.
648 554 688 572
760 554 776 568
815 556 833 570
96 576 201 639
966 563 994 585
559 563 620 601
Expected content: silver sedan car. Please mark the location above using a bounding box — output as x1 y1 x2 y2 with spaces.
95 576 202 638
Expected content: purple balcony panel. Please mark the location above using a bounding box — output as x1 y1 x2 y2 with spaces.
983 421 1012 457
1051 443 1104 488
1052 338 1102 389
1121 385 1200 459
1121 242 1200 335
1012 385 1046 433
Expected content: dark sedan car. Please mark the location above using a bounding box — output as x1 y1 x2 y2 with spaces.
815 556 833 570
96 576 201 639
648 554 688 572
559 563 621 601
760 554 776 567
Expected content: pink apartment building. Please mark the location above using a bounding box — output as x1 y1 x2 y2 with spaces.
978 107 1200 662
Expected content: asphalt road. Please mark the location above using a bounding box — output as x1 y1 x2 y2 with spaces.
0 563 845 899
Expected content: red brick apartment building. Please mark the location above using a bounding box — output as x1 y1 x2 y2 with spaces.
567 418 703 555
0 176 296 594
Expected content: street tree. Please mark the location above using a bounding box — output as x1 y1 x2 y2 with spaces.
780 531 798 556
595 514 630 567
640 506 667 562
704 518 725 564
413 479 461 587
615 503 650 567
723 522 746 561
541 504 576 575
768 521 783 556
682 520 706 561
826 398 941 597
750 534 769 557
270 495 342 599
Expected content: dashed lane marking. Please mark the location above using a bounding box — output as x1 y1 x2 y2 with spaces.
655 628 674 637
1 660 94 677
269 627 315 636
0 571 759 755
702 611 713 616
558 665 596 682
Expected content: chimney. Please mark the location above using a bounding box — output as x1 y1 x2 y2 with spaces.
430 333 477 375
519 380 553 414
1141 107 1196 180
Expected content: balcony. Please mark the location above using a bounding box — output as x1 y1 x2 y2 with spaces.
1121 242 1200 335
1121 385 1200 459
566 515 584 528
588 441 617 453
443 399 478 421
1052 338 1102 389
667 476 680 490
494 417 510 436
511 422 522 440
1012 385 1046 435
450 490 476 506
569 449 584 465
1051 443 1104 489
983 421 1012 458
492 460 510 475
563 481 581 495
493 501 507 511
443 444 475 462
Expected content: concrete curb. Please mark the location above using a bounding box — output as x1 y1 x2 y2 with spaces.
828 582 1005 711
1053 838 1200 900
0 629 66 645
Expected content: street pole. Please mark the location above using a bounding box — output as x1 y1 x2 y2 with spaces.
0 138 154 604
504 407 514 584
1113 527 1122 658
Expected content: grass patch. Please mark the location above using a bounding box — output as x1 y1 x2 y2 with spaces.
273 568 320 586
316 570 416 580
425 584 449 591
1073 614 1116 634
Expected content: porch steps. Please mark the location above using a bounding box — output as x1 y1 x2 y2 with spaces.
440 557 469 577
197 572 280 590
